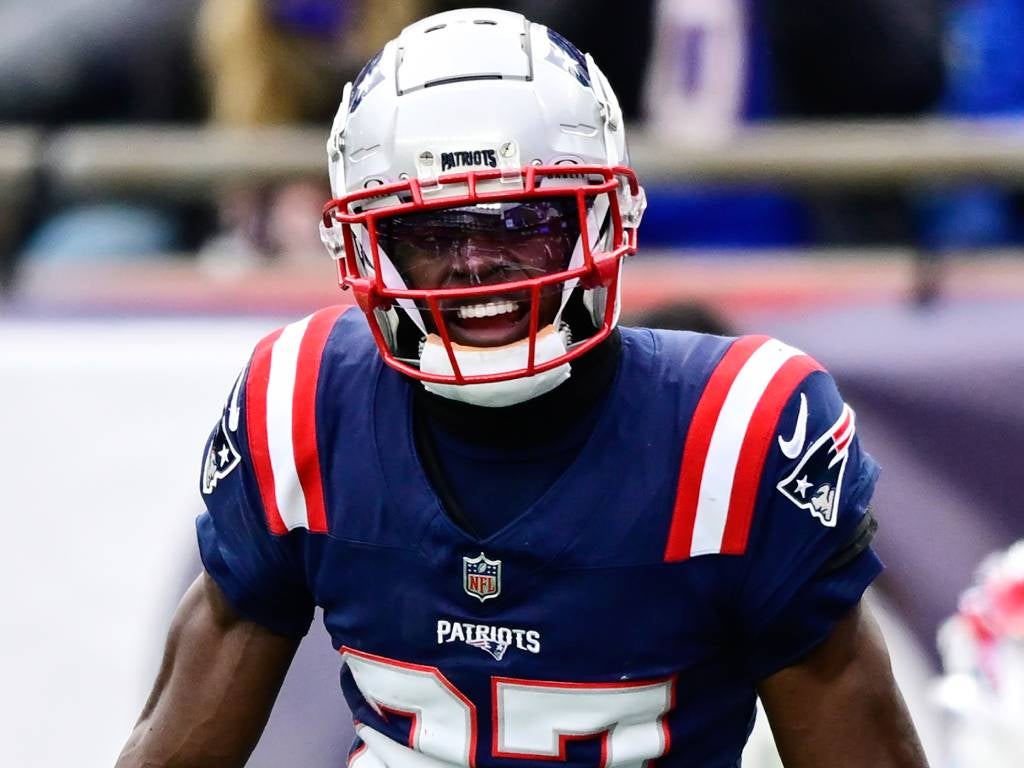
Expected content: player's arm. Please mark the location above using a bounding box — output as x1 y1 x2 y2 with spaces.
724 355 926 766
757 600 928 768
118 337 322 766
115 572 300 768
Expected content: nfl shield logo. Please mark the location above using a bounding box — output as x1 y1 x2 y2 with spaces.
463 552 501 602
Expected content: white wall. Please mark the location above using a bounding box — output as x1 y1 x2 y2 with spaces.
0 319 277 767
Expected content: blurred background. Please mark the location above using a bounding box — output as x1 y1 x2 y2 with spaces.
1 0 1022 766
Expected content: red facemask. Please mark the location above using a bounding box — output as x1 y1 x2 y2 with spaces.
321 163 642 386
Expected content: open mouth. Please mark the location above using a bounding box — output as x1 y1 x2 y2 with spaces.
445 297 531 347
456 300 519 320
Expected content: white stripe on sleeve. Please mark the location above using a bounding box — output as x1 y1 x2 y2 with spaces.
690 339 803 556
264 314 313 531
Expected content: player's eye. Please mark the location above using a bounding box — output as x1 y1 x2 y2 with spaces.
407 229 461 252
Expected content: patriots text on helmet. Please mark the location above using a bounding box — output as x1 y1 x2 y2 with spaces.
440 149 498 172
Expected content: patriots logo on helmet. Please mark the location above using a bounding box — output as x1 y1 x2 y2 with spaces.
545 28 591 87
349 49 384 113
777 404 856 527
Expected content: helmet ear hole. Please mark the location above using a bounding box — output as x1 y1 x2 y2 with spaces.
392 309 428 363
560 288 602 344
584 285 610 329
372 306 400 354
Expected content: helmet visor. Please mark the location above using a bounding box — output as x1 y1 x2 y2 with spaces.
373 197 585 348
374 197 583 291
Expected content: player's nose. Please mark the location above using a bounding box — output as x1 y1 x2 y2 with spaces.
448 238 508 282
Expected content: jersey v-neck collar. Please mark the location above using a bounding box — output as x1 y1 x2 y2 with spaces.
372 333 628 573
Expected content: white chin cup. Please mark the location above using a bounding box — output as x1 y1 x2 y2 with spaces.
419 326 572 407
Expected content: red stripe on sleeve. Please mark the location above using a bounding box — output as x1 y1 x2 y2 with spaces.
719 356 825 555
664 336 770 562
246 328 286 534
291 306 346 534
832 408 852 441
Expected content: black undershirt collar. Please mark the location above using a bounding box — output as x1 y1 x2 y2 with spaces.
412 329 622 449
411 330 623 535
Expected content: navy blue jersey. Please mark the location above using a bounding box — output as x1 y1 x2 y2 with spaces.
197 307 881 768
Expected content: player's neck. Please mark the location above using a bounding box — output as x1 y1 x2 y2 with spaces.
412 329 622 449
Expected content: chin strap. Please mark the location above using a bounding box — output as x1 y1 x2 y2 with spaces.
419 325 572 407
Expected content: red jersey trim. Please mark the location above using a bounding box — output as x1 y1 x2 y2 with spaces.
719 355 825 554
247 328 286 534
663 336 768 561
291 305 346 534
664 336 824 561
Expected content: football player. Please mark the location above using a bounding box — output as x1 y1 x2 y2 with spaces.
117 9 928 768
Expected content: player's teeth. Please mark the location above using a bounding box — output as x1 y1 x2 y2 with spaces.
457 301 517 319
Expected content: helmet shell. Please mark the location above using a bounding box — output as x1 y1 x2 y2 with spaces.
321 8 644 405
330 8 626 198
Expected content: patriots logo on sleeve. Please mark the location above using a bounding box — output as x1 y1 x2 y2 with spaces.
777 403 856 527
202 415 241 495
202 370 244 495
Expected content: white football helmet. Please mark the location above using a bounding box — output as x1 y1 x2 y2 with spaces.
320 7 646 407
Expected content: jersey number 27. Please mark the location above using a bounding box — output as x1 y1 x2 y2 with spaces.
342 647 676 768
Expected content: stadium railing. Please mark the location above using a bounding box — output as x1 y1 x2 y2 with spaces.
8 119 1024 194
3 120 1023 313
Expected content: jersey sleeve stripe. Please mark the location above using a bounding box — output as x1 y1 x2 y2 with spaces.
833 406 855 455
266 314 315 532
689 339 806 556
719 355 824 555
292 306 346 534
664 335 769 562
246 328 286 534
833 408 854 441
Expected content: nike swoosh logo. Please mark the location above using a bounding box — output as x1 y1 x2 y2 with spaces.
778 392 808 459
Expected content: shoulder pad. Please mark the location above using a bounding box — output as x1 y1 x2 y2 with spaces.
245 306 347 535
664 335 825 561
